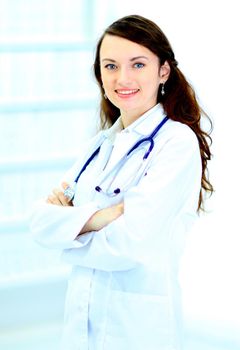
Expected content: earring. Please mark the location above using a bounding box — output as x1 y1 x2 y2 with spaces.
161 83 165 96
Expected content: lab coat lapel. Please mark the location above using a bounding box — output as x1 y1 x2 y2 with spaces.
76 132 107 176
97 131 140 181
96 104 166 181
99 104 166 176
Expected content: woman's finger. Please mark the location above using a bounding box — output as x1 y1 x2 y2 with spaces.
52 188 70 206
62 182 69 190
46 194 62 205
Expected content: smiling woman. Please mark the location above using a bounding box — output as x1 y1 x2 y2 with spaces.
30 14 213 350
99 35 169 127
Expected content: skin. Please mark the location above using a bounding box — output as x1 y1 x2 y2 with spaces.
47 182 124 234
100 35 170 128
46 35 170 234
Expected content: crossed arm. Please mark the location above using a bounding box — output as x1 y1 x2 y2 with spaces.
46 182 124 234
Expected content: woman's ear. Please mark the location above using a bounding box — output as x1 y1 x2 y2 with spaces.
159 61 171 84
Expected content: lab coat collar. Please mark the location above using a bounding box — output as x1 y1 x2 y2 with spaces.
97 104 167 180
104 103 167 141
103 117 124 144
124 103 166 136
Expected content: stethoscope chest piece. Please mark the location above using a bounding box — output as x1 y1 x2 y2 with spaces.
63 186 75 201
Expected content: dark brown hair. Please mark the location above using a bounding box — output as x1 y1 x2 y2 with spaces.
93 15 213 212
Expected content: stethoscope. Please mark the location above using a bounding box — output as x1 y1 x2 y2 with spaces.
64 116 169 201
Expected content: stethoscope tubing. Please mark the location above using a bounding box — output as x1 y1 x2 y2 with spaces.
126 115 169 160
75 115 169 184
63 115 169 201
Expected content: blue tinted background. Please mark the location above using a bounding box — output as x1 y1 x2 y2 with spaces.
0 1 239 349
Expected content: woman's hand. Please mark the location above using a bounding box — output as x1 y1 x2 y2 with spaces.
80 202 124 234
46 181 124 234
46 182 73 207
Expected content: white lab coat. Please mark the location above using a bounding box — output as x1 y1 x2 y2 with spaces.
30 104 202 350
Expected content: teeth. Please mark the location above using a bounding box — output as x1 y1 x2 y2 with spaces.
117 89 139 95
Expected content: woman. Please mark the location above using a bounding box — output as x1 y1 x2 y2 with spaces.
30 15 213 350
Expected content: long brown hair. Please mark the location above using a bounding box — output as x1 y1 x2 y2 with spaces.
93 15 213 212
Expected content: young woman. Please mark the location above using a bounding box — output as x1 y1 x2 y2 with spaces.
31 15 213 350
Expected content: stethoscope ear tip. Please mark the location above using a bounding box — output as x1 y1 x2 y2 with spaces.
95 186 101 192
95 186 121 196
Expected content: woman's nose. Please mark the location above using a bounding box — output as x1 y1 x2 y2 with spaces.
117 67 132 85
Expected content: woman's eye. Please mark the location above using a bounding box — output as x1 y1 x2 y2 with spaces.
134 63 144 69
105 64 117 70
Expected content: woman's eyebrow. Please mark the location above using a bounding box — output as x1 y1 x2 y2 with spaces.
102 58 116 62
130 56 149 61
101 56 149 63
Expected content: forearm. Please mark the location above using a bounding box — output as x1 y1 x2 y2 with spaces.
30 200 98 249
80 203 124 234
43 181 124 238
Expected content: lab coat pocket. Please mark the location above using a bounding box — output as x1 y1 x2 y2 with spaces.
105 290 176 350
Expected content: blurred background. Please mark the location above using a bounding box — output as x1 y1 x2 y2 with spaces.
0 0 239 349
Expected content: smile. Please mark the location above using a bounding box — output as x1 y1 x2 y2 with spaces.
115 89 140 96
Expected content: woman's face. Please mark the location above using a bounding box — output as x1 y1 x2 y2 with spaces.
100 35 167 124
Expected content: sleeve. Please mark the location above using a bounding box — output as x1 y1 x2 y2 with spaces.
61 126 202 271
30 200 98 249
29 133 103 249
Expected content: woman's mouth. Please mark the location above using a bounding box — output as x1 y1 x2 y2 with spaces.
115 89 140 98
